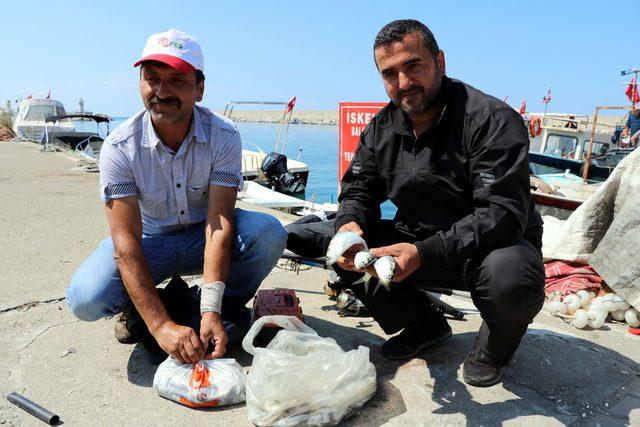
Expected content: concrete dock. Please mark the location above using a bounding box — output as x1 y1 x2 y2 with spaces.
0 140 639 426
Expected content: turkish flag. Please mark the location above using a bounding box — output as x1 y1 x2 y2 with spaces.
519 100 526 115
625 75 639 104
286 96 296 113
26 94 32 100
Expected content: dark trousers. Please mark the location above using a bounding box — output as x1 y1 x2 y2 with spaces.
286 218 545 366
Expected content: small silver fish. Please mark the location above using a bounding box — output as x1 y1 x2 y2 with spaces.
325 231 368 266
354 251 377 269
364 256 396 295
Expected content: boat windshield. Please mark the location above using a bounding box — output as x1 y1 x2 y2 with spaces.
24 105 67 121
592 150 631 168
581 140 609 158
543 134 577 157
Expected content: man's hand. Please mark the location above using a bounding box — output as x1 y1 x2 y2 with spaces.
370 243 422 282
338 221 364 237
200 312 228 359
153 321 205 364
336 221 365 271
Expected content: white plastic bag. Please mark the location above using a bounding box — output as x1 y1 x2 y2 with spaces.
242 315 377 426
153 357 246 408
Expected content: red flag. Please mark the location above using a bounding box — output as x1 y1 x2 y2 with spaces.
519 99 527 115
26 94 32 100
286 96 296 113
625 75 639 104
542 87 551 104
46 88 51 99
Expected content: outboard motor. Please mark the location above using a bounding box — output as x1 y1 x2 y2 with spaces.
260 152 306 195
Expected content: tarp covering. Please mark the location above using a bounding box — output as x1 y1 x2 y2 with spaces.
542 147 640 309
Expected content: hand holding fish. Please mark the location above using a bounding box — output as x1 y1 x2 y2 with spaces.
370 243 422 282
338 221 364 237
328 222 366 271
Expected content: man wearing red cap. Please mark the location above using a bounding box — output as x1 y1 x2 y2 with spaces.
66 29 287 364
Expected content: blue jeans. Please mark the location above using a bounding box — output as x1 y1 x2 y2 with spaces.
66 208 287 323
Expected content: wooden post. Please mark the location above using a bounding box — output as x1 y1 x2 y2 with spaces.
582 107 599 183
582 105 632 183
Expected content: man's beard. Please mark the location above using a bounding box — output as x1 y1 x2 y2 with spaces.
393 81 441 116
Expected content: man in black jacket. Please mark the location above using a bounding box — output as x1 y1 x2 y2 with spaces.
287 19 545 387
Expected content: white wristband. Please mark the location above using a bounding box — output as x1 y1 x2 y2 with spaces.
200 281 225 314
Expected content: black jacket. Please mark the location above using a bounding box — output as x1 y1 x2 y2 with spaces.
335 76 543 267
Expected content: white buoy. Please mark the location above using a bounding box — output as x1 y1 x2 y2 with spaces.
589 299 609 315
612 295 630 312
563 295 581 314
625 309 640 328
547 300 567 315
611 310 626 322
576 290 591 308
587 309 607 329
572 309 589 329
602 294 617 313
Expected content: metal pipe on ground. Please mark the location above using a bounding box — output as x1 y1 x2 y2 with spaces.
7 392 60 425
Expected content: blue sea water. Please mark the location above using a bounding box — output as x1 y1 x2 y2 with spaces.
75 118 396 218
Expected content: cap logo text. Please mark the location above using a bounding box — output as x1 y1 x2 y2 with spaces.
157 37 183 49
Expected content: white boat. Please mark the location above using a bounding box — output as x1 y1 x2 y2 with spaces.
241 143 309 184
13 97 74 142
224 100 310 196
238 181 337 218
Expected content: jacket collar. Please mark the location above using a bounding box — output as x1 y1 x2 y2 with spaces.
379 76 451 138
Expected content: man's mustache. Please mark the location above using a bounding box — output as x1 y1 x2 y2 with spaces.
397 85 424 99
149 95 181 107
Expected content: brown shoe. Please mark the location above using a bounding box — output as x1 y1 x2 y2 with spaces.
114 305 140 344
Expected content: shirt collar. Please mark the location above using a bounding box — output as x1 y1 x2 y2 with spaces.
141 107 206 148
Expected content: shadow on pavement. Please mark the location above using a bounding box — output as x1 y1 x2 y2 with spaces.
420 328 639 426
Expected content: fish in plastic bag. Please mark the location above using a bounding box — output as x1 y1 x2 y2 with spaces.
242 315 377 426
153 357 246 408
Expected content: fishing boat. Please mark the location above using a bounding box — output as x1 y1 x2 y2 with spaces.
13 97 74 142
526 107 635 218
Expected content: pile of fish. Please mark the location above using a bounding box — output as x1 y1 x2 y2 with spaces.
325 231 396 294
546 290 640 329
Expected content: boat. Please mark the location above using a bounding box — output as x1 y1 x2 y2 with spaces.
238 181 336 218
224 100 310 196
44 113 112 161
526 113 628 180
525 107 635 218
13 97 74 142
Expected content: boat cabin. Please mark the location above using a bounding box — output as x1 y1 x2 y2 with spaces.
13 98 74 142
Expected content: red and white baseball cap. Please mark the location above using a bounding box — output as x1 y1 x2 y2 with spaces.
134 29 204 73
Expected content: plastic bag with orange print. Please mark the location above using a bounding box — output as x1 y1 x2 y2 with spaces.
153 357 246 408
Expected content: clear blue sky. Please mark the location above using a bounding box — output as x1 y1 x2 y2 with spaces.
1 0 637 116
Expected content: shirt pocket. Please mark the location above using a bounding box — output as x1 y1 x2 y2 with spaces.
139 189 168 218
187 183 209 212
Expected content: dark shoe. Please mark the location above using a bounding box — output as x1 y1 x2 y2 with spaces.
114 304 140 344
381 314 452 360
463 344 502 387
